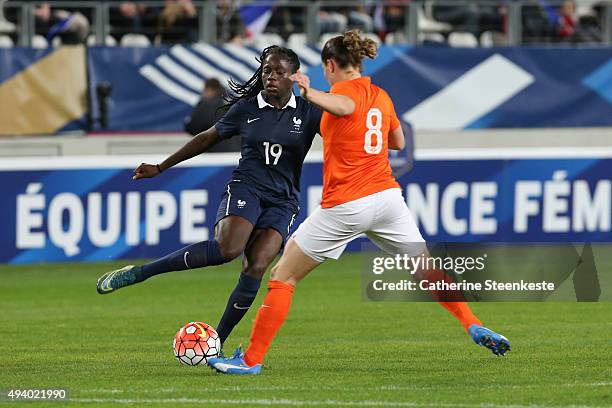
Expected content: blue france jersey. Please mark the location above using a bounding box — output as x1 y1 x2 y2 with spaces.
214 92 321 203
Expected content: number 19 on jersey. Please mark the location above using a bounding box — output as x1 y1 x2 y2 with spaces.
263 141 283 165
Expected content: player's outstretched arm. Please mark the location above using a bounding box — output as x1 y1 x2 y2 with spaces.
290 71 355 117
133 126 221 179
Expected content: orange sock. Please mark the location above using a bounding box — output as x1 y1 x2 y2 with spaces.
438 301 482 331
244 280 294 366
422 269 481 331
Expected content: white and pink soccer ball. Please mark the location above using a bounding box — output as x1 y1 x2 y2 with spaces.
173 322 221 366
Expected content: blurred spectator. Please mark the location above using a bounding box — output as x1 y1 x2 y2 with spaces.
0 0 16 34
433 0 504 38
110 2 159 42
158 0 198 44
184 78 241 152
318 1 374 33
266 6 306 39
373 0 408 39
318 8 347 34
526 0 595 43
184 78 224 136
217 0 245 44
349 5 375 32
556 0 577 39
554 0 601 42
33 2 90 44
575 2 604 42
522 0 555 43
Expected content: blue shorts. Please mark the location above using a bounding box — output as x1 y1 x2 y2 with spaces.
215 180 299 241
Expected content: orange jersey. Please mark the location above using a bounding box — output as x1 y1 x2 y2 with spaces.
319 76 400 208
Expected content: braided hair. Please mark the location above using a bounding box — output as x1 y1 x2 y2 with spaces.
224 45 301 110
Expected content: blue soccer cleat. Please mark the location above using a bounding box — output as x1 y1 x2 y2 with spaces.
208 346 262 375
96 265 141 294
468 324 511 356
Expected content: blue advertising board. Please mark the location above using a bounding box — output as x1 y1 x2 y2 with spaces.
3 45 612 135
86 46 612 131
1 150 610 264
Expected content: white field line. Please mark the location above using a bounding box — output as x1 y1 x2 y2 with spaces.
81 382 612 394
69 398 607 408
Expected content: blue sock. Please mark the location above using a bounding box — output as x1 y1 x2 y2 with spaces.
216 273 262 345
136 240 226 282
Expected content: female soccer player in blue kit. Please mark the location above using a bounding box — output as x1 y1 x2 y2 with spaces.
96 46 322 347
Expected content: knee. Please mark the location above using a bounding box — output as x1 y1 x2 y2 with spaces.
217 241 243 261
243 258 271 280
270 263 280 280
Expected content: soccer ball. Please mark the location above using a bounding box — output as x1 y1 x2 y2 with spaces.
173 322 221 366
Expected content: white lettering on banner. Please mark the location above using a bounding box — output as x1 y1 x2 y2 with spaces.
409 174 611 236
14 185 210 257
180 190 208 243
470 182 497 234
406 184 438 235
12 171 612 257
48 193 84 257
514 171 612 234
407 182 498 236
573 180 611 232
88 192 122 247
514 181 541 233
125 192 141 245
441 182 469 236
16 183 45 249
543 170 570 232
145 191 177 245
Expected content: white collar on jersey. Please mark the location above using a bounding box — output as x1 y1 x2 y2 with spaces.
257 91 297 110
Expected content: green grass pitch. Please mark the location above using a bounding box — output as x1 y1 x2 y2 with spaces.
1 254 610 407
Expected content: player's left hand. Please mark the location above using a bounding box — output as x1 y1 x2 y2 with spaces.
133 163 159 180
290 71 310 99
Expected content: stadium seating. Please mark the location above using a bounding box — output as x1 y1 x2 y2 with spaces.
0 33 12 47
250 33 284 50
0 3 16 34
87 34 118 47
120 33 151 47
287 33 307 48
419 3 453 34
0 19 14 34
448 32 479 47
480 31 494 47
31 35 48 49
419 32 446 44
318 32 343 48
384 31 405 45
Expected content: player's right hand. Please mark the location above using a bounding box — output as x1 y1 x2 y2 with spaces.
133 163 159 180
290 70 310 99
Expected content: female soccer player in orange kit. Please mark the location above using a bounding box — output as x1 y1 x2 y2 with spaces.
209 30 510 374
